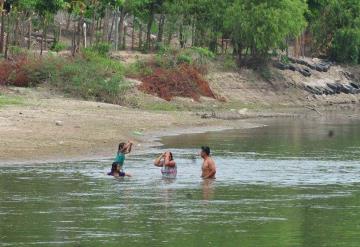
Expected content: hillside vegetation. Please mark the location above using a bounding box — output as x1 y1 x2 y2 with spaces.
0 0 359 111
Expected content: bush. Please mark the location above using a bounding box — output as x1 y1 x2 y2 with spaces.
0 55 44 87
176 54 192 64
125 60 153 77
154 47 214 72
51 42 68 52
0 51 129 104
89 42 112 57
331 28 360 64
48 51 128 103
222 55 238 70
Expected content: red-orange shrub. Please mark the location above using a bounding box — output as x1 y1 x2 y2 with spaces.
138 64 215 101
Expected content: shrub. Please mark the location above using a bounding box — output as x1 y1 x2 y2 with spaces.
331 28 360 64
0 51 129 104
89 42 112 57
177 54 192 64
138 64 215 101
0 56 44 87
47 51 128 103
222 55 238 70
125 60 153 77
51 42 68 52
154 47 214 72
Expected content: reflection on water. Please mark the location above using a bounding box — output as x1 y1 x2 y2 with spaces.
1 118 360 246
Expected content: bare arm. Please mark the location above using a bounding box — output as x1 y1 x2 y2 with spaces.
154 154 164 167
122 141 133 154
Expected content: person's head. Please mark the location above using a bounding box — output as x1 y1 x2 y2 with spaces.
118 142 126 153
111 163 121 173
200 146 210 158
167 151 174 161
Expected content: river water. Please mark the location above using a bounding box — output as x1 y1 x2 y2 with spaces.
1 118 360 246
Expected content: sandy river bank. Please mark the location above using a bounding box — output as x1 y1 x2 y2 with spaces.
2 87 359 164
0 90 264 164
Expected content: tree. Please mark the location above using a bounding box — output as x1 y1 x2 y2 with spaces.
310 0 360 63
225 0 307 63
34 0 65 54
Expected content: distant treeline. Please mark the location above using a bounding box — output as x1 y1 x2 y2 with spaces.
0 0 359 64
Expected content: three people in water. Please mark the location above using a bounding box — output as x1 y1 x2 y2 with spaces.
108 142 216 179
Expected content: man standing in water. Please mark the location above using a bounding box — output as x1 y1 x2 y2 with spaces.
200 146 216 179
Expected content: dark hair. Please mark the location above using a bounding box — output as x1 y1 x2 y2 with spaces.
109 162 119 175
118 142 126 153
169 152 174 161
201 146 210 156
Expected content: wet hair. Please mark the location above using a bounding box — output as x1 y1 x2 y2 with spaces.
168 152 174 161
118 142 126 153
110 162 119 174
201 146 210 156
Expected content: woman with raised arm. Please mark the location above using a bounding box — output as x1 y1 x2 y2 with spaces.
154 151 177 179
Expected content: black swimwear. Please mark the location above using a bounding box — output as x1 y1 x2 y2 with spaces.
107 171 126 177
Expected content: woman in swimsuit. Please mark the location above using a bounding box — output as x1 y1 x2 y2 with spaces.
154 151 177 179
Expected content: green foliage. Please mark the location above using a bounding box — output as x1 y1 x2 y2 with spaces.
88 42 112 57
20 51 128 104
225 0 307 59
8 46 24 56
125 60 153 77
154 46 214 69
222 55 238 71
310 0 360 63
331 28 360 64
50 42 68 52
177 54 192 64
280 55 290 64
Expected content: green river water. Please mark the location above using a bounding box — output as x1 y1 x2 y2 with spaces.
1 118 360 246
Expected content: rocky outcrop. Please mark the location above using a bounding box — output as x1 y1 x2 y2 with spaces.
274 57 332 77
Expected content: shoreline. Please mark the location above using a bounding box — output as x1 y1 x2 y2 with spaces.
0 118 264 166
1 88 360 165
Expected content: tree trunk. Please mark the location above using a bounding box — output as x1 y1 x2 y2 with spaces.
27 16 32 50
43 22 48 51
131 16 135 50
146 8 154 51
138 24 143 49
102 7 110 42
122 25 127 50
71 21 76 56
108 11 116 42
0 9 5 53
89 10 96 45
118 8 125 50
191 19 195 47
179 24 185 48
40 19 45 56
13 16 19 46
157 14 165 44
66 13 71 32
114 10 119 50
4 14 10 58
76 17 82 52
